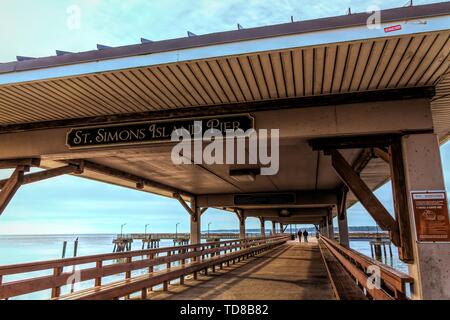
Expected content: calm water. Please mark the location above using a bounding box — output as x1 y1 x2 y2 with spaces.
0 234 408 299
349 239 408 273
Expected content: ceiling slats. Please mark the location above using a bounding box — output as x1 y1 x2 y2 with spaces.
0 31 449 134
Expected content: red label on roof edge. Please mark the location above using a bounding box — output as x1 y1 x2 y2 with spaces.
384 25 402 33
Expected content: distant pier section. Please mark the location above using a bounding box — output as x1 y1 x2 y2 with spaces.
112 233 246 252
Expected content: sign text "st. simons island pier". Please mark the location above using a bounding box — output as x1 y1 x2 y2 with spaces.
66 114 254 149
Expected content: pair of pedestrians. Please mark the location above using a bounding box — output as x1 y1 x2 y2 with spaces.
297 230 309 243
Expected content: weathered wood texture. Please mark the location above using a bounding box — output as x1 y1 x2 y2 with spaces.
389 140 414 263
151 240 335 300
320 236 413 300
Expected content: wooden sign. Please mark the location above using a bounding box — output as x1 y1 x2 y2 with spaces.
66 114 254 149
411 190 450 242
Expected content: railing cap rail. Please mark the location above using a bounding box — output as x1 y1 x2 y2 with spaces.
320 235 413 283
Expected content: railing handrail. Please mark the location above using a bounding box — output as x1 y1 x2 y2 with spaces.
0 235 290 300
320 236 412 282
320 235 412 299
0 235 283 275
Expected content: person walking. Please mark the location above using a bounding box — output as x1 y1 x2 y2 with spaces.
297 229 302 243
303 229 309 243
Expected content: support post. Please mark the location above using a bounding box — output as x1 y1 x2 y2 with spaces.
337 188 350 247
389 138 414 263
401 133 450 299
280 223 284 234
259 217 266 238
190 196 201 245
327 208 334 239
235 210 246 239
271 221 276 235
338 212 349 247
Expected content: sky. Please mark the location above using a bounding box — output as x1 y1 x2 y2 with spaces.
0 0 448 235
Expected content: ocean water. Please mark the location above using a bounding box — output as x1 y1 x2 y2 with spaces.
349 239 408 273
0 234 408 299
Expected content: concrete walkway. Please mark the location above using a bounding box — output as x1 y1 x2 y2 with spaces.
148 239 335 300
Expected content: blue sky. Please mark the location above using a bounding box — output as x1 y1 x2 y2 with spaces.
0 0 448 234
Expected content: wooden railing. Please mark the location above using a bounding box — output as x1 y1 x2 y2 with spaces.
319 236 413 300
0 235 289 300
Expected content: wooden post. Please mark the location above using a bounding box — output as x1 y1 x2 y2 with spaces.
327 209 334 239
389 139 414 263
95 261 102 287
167 251 171 269
259 217 266 238
51 267 63 298
125 257 132 279
190 197 201 245
61 241 67 259
235 209 246 239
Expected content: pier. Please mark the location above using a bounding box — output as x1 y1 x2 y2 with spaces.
0 2 449 300
0 235 413 300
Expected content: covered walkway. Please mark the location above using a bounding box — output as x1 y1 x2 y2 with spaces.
148 240 335 300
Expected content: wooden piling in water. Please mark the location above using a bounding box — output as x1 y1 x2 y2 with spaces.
61 241 67 259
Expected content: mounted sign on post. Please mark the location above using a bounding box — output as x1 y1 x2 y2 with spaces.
66 114 254 149
411 190 450 242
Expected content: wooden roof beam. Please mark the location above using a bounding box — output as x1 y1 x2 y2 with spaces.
0 164 82 189
66 160 193 199
330 149 400 246
173 193 195 216
374 147 390 163
0 86 434 134
0 166 28 216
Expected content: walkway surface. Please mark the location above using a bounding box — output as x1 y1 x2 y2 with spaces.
147 239 335 300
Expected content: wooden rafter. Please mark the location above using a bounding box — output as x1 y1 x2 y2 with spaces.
0 165 82 189
389 139 414 263
234 209 245 223
0 166 28 215
67 160 193 198
330 149 400 246
373 147 390 163
173 193 195 217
